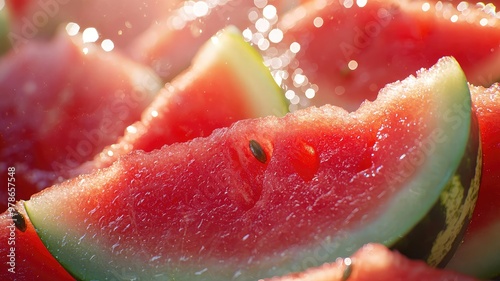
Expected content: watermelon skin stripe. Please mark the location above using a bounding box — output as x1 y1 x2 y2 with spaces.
431 117 481 267
391 120 481 267
445 84 500 279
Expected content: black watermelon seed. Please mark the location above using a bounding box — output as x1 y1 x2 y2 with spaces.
249 139 267 164
12 208 27 232
342 257 353 281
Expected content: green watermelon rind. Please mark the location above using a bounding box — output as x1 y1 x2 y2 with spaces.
355 56 477 258
193 25 289 118
391 121 481 267
444 86 500 280
0 6 11 55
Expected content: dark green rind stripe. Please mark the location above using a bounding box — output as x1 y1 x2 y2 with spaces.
437 111 482 268
391 110 481 267
0 7 11 55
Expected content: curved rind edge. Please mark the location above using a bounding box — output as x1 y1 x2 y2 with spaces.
196 26 289 118
391 109 482 267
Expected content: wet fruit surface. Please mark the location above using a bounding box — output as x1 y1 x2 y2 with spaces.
0 30 161 212
264 243 478 281
262 0 500 111
24 58 478 280
85 27 287 173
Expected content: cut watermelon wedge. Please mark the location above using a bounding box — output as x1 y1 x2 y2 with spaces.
22 57 479 280
84 26 288 172
264 243 478 281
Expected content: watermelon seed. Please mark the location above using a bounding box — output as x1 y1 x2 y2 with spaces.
12 208 27 232
249 139 267 163
342 257 353 281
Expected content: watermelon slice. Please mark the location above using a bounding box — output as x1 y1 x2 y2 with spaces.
22 57 479 280
264 243 478 281
0 202 74 280
271 0 500 111
81 26 288 173
0 29 161 211
445 84 500 279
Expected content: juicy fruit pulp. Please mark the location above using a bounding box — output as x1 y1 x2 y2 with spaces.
264 244 478 281
0 30 161 211
273 0 500 111
88 26 288 171
24 57 478 280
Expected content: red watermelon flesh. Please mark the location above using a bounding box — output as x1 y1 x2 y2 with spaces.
0 202 74 280
4 0 183 51
23 57 477 280
264 243 478 281
271 0 500 111
82 26 287 173
127 0 308 81
0 29 161 212
445 84 500 279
